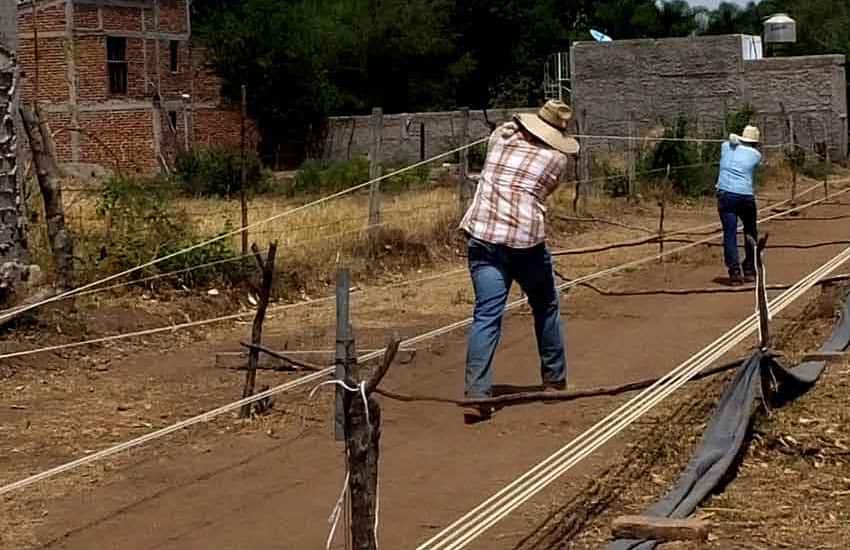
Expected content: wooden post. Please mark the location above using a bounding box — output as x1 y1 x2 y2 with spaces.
368 108 383 238
344 338 400 550
627 110 636 198
658 165 669 263
823 118 831 200
19 104 74 291
749 235 770 351
458 107 472 216
239 84 249 256
574 109 588 213
240 241 278 418
612 516 709 544
335 269 354 440
789 114 797 207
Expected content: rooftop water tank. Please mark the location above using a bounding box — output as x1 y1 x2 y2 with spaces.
764 13 796 44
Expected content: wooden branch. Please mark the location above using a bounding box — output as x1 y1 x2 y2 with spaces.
239 342 323 372
611 515 710 542
662 237 850 250
375 357 745 408
551 234 662 256
240 241 278 418
556 214 654 234
801 351 849 363
564 273 850 297
365 335 401 395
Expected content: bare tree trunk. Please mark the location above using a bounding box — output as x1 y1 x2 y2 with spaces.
19 104 74 291
0 47 32 304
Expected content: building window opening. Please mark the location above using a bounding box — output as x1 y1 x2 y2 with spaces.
169 41 179 73
107 36 128 95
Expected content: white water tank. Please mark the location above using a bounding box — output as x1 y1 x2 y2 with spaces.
764 13 796 44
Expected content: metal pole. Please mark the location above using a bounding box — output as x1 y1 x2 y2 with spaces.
334 269 354 441
240 84 249 256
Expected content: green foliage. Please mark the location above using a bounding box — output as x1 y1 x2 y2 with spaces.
291 157 430 196
90 176 251 288
291 158 370 196
175 146 272 197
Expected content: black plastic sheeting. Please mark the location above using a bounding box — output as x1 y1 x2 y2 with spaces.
608 296 850 550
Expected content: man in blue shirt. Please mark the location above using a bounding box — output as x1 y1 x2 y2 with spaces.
716 125 762 285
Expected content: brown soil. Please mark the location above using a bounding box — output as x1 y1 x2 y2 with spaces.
1 185 848 549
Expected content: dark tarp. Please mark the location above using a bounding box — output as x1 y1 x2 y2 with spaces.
608 296 850 550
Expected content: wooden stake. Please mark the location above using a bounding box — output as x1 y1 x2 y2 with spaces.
612 515 709 543
367 107 383 239
823 118 831 200
240 241 277 418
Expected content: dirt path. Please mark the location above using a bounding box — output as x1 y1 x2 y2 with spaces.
13 200 850 550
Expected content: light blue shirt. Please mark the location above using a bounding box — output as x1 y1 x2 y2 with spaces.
716 141 762 196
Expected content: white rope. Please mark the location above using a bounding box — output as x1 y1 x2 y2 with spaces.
417 245 850 550
0 138 490 324
326 471 350 550
0 183 842 496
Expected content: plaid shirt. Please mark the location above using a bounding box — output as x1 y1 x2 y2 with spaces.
460 122 569 248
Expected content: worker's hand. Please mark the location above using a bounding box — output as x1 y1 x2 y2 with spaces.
729 133 740 145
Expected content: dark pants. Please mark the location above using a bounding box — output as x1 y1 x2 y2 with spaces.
717 190 757 277
465 237 566 398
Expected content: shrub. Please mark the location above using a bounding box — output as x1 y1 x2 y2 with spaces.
89 175 251 288
175 146 272 197
291 157 370 196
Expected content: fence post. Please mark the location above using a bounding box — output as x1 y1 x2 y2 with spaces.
458 107 472 216
658 165 669 263
335 269 355 441
240 84 249 256
789 114 798 207
240 241 278 418
823 118 831 200
368 107 383 238
627 110 637 198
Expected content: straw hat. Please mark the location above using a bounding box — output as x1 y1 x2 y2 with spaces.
515 100 580 155
732 125 761 144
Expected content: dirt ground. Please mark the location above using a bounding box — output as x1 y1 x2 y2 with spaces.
1 180 849 549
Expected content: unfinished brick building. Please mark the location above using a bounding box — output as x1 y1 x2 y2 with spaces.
15 0 251 174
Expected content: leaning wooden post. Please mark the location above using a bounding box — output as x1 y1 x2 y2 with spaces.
458 107 472 216
240 241 278 418
367 107 383 239
789 114 798 207
335 269 355 440
627 110 637 198
345 337 400 550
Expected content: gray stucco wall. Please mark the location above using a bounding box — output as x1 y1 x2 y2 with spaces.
0 2 16 52
571 34 847 158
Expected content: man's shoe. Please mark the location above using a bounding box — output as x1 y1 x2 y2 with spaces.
463 404 492 425
743 272 756 283
728 274 745 286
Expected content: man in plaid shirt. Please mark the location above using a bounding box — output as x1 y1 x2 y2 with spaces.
460 100 579 423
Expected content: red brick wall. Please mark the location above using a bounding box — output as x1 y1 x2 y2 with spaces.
16 1 253 174
193 108 259 151
78 109 159 173
158 0 188 34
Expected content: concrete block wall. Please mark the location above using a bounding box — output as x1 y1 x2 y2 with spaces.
571 34 848 159
322 108 536 166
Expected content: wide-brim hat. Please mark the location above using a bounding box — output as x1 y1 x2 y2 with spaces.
732 125 761 144
515 100 580 155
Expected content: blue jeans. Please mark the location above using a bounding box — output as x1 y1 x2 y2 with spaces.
717 190 757 277
465 237 567 398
